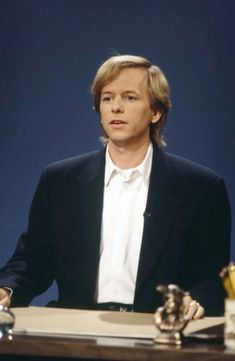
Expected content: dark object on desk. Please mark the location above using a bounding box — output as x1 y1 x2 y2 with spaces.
154 284 189 345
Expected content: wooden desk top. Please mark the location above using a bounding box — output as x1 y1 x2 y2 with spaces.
1 324 235 361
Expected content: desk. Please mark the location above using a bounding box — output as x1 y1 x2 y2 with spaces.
0 308 235 361
1 325 235 361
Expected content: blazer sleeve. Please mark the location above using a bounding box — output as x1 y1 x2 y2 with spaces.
0 167 55 306
188 175 231 315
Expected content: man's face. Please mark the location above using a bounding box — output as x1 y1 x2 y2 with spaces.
99 68 159 148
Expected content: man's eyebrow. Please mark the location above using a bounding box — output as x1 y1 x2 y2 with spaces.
101 90 139 95
123 90 139 94
101 91 113 95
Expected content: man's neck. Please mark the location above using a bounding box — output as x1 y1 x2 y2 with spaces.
107 141 151 169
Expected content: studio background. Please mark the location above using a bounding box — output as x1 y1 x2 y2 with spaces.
0 0 234 306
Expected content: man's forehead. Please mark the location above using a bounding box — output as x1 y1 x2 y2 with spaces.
102 67 148 92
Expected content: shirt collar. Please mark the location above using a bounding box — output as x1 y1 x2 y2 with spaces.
104 143 153 186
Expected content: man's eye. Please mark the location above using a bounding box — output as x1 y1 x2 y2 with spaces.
126 95 137 101
102 96 112 102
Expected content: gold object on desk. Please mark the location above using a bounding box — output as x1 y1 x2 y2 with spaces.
221 263 235 300
228 265 235 296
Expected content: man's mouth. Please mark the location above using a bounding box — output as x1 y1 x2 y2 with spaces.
110 119 127 124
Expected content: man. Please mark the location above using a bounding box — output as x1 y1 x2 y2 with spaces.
0 55 231 319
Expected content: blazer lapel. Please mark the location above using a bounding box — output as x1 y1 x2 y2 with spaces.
76 148 106 258
68 148 105 301
135 146 180 295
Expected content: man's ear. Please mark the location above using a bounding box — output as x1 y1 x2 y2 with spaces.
151 110 162 124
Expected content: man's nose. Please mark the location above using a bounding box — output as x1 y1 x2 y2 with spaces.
111 97 124 112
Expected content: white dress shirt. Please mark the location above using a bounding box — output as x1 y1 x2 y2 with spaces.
96 143 153 304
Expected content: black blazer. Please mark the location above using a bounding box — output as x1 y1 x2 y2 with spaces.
0 144 231 315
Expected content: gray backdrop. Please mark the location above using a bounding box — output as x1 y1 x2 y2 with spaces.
0 0 234 305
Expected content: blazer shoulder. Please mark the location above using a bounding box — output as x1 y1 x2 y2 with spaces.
43 148 105 181
164 151 222 184
159 151 230 210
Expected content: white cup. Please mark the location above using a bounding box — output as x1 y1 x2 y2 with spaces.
224 299 235 349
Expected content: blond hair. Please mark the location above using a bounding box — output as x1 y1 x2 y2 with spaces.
91 55 171 146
